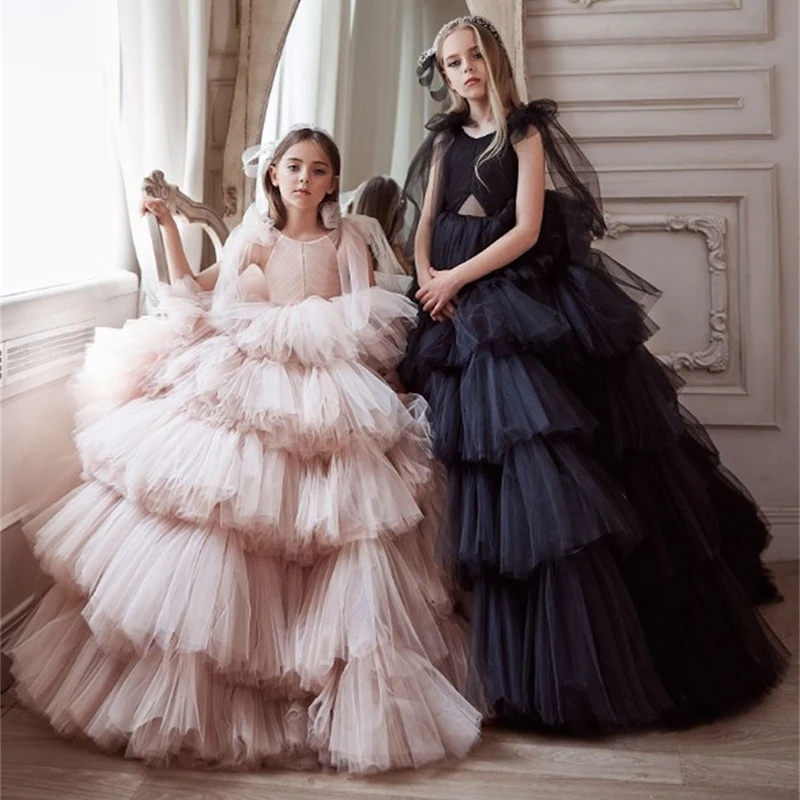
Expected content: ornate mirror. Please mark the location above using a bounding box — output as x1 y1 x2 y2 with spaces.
221 0 525 223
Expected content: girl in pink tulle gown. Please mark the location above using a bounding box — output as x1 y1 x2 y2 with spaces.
8 126 481 772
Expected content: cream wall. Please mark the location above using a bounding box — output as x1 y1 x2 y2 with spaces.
0 276 139 688
526 0 799 560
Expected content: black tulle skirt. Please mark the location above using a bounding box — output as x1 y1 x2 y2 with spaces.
399 200 788 733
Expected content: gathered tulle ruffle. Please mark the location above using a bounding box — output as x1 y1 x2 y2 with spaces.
27 484 295 683
77 412 432 551
410 278 570 370
12 588 317 768
576 347 685 459
429 349 597 463
144 347 417 451
73 280 418 436
13 534 481 771
72 278 211 426
309 643 480 773
209 287 418 369
622 557 788 727
447 439 644 582
51 437 434 564
550 258 659 366
471 540 673 731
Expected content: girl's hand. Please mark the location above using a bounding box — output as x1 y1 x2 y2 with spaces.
416 268 462 321
140 197 176 228
417 267 457 322
383 370 405 394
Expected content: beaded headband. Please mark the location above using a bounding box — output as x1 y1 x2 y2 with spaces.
417 15 508 101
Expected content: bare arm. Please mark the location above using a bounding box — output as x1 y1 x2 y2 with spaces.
195 263 220 291
367 247 376 288
140 198 219 290
414 187 436 286
413 137 456 320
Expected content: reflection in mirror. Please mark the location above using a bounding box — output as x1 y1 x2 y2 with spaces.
262 0 468 193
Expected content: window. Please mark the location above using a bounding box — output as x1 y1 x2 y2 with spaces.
2 0 123 296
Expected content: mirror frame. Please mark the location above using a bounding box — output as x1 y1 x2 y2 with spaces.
221 0 526 224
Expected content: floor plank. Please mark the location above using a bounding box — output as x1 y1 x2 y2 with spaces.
1 687 17 717
2 562 797 800
679 753 798 791
0 764 142 800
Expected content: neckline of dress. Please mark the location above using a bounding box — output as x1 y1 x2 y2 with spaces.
277 229 332 244
461 127 496 141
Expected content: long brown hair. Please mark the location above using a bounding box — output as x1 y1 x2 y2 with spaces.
437 22 520 173
352 176 406 245
263 127 341 229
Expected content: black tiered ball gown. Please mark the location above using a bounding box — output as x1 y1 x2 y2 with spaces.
399 100 787 732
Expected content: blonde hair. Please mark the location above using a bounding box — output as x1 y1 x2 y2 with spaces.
263 127 341 229
437 22 520 174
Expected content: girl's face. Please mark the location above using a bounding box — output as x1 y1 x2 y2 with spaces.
269 140 337 212
441 26 488 101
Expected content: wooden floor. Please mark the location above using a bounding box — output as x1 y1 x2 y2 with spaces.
2 562 797 800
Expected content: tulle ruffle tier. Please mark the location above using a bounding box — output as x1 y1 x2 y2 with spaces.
11 276 481 772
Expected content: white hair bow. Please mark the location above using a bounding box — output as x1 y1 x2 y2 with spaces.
241 142 277 214
240 123 335 215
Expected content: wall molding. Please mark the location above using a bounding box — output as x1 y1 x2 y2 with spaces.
1 506 28 534
765 507 800 526
533 0 746 13
526 0 771 45
556 0 743 10
595 164 778 428
763 508 800 563
527 66 774 141
605 213 729 373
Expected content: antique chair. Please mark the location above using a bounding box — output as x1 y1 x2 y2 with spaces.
140 170 229 284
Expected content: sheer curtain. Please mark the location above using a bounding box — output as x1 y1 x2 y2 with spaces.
98 0 212 311
1 0 128 296
2 0 211 306
263 0 467 192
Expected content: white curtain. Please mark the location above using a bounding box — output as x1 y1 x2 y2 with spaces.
98 0 212 311
263 0 468 192
2 0 131 296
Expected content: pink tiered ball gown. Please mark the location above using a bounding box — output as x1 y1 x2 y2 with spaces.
9 214 481 773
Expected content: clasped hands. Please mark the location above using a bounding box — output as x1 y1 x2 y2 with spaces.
416 266 465 322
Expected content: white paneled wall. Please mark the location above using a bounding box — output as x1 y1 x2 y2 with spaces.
525 0 798 559
0 275 139 688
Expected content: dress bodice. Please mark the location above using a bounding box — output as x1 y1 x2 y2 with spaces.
257 232 342 305
442 130 518 217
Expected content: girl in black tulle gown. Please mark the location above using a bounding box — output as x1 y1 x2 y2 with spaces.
399 15 788 733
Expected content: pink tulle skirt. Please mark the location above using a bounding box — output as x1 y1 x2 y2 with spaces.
10 278 481 772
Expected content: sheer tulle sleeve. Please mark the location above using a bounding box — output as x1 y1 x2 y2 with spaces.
211 204 279 312
332 218 375 331
510 100 660 312
344 214 413 294
333 219 419 376
507 99 606 263
402 114 465 266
